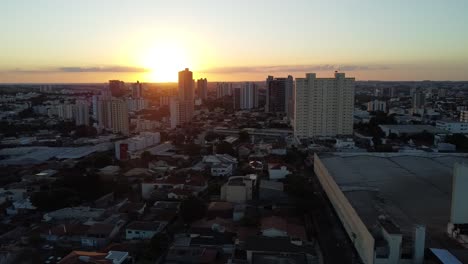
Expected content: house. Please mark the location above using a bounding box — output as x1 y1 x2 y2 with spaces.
59 250 130 264
81 223 121 249
244 236 316 264
165 246 218 263
259 180 286 201
220 175 257 203
40 223 89 243
125 221 166 240
202 154 238 177
43 207 105 222
168 188 195 200
141 175 207 200
173 228 236 254
207 202 234 219
148 160 176 175
6 198 36 215
260 216 307 241
267 163 291 180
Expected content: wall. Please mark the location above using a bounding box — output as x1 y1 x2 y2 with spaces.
314 154 375 264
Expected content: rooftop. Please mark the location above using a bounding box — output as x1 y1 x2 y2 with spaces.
317 152 468 249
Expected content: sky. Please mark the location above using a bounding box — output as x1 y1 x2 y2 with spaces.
0 0 467 83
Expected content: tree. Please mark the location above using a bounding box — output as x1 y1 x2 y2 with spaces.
179 196 207 224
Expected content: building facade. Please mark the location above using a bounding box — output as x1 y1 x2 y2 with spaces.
240 82 258 110
170 68 194 128
294 72 355 138
97 99 129 135
216 82 232 99
74 100 90 126
197 78 208 100
367 100 387 113
266 75 293 116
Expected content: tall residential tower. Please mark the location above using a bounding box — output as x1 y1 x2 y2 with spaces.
294 72 354 138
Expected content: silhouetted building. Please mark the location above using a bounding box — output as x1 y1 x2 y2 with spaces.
197 78 208 100
109 80 126 97
132 81 143 98
266 75 293 116
170 68 194 128
217 82 232 98
233 87 241 110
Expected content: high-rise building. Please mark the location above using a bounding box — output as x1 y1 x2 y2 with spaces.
127 98 148 112
197 78 208 100
132 81 143 98
97 98 129 135
294 72 354 138
57 103 74 120
216 82 232 98
240 82 258 110
367 100 387 113
74 100 90 126
461 111 468 123
170 68 194 128
109 80 126 97
233 87 241 110
266 75 293 115
412 90 425 110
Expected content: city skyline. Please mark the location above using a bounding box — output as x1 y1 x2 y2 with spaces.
1 0 467 83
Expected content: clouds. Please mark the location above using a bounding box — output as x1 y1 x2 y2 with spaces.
3 66 149 73
202 64 390 74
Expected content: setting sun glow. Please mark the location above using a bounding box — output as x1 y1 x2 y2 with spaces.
140 43 191 82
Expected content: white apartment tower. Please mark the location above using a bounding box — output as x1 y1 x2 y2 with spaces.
74 100 90 126
240 82 258 110
97 98 129 135
294 72 354 138
216 82 233 98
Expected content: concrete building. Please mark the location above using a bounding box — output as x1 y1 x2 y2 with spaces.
436 121 468 134
233 87 241 110
74 100 90 126
240 82 258 110
412 90 425 111
294 72 354 138
115 132 161 160
367 100 387 113
132 81 143 98
170 68 194 128
57 103 74 120
220 175 257 203
266 75 294 117
127 98 148 112
196 78 207 100
125 221 166 240
97 98 129 135
460 110 468 123
314 152 468 264
379 124 448 137
216 82 232 98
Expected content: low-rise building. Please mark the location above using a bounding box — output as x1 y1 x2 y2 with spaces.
220 175 257 203
125 221 166 240
436 121 468 134
267 163 291 180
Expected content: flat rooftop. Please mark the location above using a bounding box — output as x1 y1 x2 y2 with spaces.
318 153 468 249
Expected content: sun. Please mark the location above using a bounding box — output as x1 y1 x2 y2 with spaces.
140 43 191 82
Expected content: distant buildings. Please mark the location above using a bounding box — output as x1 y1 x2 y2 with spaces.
460 110 468 123
109 80 126 97
367 100 387 113
74 100 90 126
115 132 161 160
97 98 130 135
233 87 241 110
294 72 354 138
266 75 293 117
127 98 148 112
412 89 425 113
216 82 232 98
170 68 194 128
240 82 258 110
132 81 143 98
436 121 468 133
197 78 208 100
